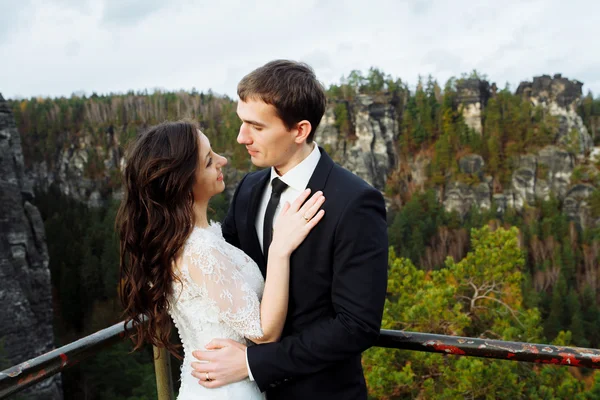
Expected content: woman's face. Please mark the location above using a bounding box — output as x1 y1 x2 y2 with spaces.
192 130 228 203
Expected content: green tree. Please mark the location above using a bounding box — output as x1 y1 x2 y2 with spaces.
581 285 600 348
566 288 588 347
364 226 590 399
544 275 568 340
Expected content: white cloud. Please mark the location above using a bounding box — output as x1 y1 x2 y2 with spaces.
1 0 598 99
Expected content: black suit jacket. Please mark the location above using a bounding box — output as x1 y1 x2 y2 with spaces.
222 149 388 400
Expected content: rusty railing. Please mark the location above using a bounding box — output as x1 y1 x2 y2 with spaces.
2 326 600 399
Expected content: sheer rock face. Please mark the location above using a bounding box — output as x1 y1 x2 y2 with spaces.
563 184 598 229
458 154 485 177
27 129 119 208
0 93 62 399
443 146 577 217
444 181 491 217
314 88 590 227
316 94 398 191
7 74 596 229
456 78 492 134
517 74 593 155
442 75 591 225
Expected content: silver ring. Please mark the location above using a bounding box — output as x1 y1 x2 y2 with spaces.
206 372 210 381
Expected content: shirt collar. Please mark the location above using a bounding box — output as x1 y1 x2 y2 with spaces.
269 143 321 192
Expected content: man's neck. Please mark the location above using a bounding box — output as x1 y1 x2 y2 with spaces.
274 143 315 176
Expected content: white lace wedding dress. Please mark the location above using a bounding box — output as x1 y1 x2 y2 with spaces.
168 223 266 400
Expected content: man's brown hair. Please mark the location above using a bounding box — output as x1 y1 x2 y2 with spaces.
237 60 327 143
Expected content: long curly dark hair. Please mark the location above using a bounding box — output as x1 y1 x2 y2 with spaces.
116 120 200 357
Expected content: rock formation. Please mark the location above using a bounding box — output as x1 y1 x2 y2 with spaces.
456 78 493 134
517 74 593 155
7 74 597 229
0 93 62 399
28 128 120 208
316 94 398 191
441 74 594 226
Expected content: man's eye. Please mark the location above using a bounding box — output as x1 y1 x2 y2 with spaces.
254 126 263 131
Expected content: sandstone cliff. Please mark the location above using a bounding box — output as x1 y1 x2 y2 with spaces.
0 93 62 399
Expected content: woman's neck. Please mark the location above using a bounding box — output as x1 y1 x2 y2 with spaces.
192 201 209 228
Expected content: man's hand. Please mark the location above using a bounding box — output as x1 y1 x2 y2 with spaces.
191 339 249 388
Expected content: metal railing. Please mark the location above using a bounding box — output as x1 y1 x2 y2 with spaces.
2 325 600 399
0 320 174 400
377 330 600 368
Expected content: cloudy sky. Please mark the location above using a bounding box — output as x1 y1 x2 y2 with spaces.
1 0 598 100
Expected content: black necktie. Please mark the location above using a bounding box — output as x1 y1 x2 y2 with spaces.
263 177 289 261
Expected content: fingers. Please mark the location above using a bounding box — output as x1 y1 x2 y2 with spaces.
191 361 214 372
192 350 216 361
305 209 325 230
205 338 229 349
198 378 225 388
301 193 325 221
298 191 324 216
191 368 226 388
279 201 291 216
289 189 311 212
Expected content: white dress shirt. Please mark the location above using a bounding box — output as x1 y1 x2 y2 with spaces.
255 143 321 252
246 143 321 381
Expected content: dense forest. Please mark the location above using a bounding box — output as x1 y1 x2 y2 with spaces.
7 68 600 398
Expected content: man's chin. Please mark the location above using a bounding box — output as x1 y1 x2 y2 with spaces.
250 158 268 168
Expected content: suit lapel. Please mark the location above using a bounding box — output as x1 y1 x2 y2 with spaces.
244 148 334 277
306 147 335 193
246 169 270 276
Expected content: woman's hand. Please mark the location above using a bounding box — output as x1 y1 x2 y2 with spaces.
270 189 325 258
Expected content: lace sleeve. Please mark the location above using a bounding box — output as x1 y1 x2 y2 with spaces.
182 237 264 339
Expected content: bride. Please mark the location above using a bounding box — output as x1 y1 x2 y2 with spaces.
116 120 324 399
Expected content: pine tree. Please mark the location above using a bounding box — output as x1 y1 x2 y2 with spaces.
581 285 600 348
566 288 588 347
544 275 568 340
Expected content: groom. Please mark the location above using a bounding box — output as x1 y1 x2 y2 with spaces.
191 60 388 399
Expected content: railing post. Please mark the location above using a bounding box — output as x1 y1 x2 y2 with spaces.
153 346 175 400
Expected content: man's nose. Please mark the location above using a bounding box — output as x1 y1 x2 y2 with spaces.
237 124 251 144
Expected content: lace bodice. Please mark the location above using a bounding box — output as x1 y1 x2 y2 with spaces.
168 222 265 400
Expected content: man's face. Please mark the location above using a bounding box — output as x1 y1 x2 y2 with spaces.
236 98 297 172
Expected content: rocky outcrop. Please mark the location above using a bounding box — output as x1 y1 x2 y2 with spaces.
511 154 538 209
28 130 120 208
563 184 597 228
509 147 575 208
0 94 62 398
456 79 492 134
537 146 574 199
442 146 581 221
517 74 593 155
444 181 491 217
458 154 485 178
8 74 597 230
317 94 398 190
588 116 600 143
